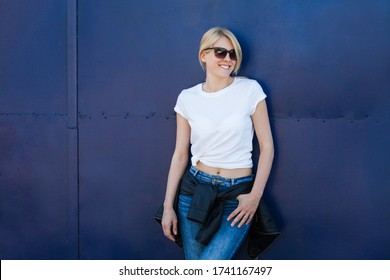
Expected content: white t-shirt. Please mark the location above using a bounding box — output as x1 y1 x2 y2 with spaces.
174 77 267 169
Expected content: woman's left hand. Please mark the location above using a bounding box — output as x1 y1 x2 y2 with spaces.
227 193 261 227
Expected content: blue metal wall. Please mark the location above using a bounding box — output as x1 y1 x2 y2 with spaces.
1 0 389 260
0 0 78 259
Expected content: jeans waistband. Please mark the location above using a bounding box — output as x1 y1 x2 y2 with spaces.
189 166 253 187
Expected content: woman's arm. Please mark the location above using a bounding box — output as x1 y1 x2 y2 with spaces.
250 100 274 200
227 100 274 227
162 113 191 241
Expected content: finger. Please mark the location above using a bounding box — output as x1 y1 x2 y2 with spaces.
166 232 175 242
227 206 242 221
163 225 175 241
245 213 254 225
173 220 178 236
236 213 249 228
231 211 245 227
238 213 251 228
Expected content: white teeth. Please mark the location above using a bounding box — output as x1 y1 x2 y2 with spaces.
220 65 230 69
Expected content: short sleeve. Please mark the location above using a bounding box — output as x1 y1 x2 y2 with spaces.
174 93 187 119
249 81 267 115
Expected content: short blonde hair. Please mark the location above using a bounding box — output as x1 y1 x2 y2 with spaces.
198 27 243 75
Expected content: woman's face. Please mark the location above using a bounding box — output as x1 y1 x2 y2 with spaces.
201 36 236 79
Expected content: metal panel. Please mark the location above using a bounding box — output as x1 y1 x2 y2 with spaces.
1 0 389 260
263 118 390 259
78 116 181 259
78 0 390 259
0 0 68 114
0 0 78 259
0 117 76 259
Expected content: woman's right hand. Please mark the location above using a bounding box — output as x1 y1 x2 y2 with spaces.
161 207 178 242
161 113 190 242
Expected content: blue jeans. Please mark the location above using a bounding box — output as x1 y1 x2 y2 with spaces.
178 166 254 260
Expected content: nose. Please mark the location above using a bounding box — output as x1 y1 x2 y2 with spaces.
224 53 232 61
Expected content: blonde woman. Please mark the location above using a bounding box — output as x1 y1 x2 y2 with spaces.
161 27 275 259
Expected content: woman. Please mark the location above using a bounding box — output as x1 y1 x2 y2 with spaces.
161 27 274 260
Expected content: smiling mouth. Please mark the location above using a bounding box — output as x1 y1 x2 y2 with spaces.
219 64 231 70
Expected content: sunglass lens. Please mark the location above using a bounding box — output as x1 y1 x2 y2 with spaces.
214 48 237 61
214 49 228 59
229 51 237 61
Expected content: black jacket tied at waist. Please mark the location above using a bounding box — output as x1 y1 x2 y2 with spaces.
180 170 253 244
179 170 280 259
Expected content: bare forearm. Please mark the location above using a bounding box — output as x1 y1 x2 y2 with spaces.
227 144 274 227
251 145 274 199
164 154 188 208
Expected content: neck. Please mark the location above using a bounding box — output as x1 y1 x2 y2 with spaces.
203 75 234 93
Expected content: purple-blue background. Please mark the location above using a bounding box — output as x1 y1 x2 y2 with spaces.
1 0 389 259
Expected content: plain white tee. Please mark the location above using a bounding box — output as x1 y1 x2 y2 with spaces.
174 77 267 169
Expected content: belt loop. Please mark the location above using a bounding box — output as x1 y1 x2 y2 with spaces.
231 178 235 185
194 169 199 177
191 166 199 177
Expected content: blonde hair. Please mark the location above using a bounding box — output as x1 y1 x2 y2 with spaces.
198 27 243 75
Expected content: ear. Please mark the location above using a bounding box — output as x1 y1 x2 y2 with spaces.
200 50 207 62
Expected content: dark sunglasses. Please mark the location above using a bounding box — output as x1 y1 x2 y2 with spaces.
204 47 237 61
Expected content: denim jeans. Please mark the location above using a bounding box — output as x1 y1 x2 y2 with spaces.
178 166 254 260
